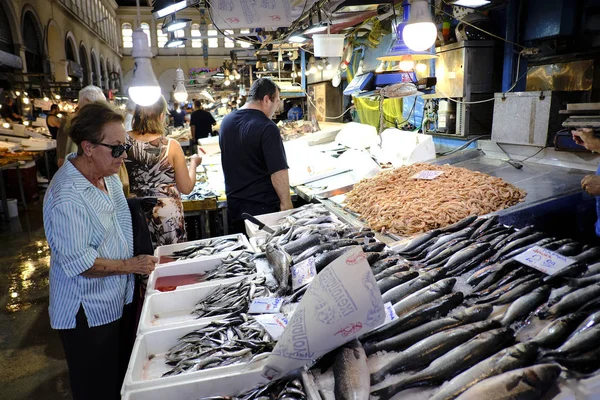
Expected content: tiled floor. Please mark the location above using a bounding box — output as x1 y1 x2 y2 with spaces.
0 202 71 399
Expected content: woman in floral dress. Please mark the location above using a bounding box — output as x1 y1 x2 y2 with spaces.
126 96 201 248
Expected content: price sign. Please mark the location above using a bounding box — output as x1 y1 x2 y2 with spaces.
248 297 284 314
291 257 317 291
254 313 288 340
411 170 445 180
513 246 576 275
373 302 398 330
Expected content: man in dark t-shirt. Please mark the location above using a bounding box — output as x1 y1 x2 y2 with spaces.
190 100 216 142
220 78 292 233
169 101 185 127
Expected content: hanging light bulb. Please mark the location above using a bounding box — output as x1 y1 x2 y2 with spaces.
15 91 20 96
22 97 30 104
308 56 317 75
399 55 416 71
173 68 188 102
325 60 332 70
224 78 231 86
43 96 49 102
416 62 428 73
23 120 30 126
403 0 437 52
54 94 61 100
67 76 72 82
2 123 9 128
129 28 161 106
317 60 324 71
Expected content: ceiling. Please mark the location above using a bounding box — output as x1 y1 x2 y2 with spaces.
115 0 153 6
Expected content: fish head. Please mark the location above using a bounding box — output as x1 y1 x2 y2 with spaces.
509 342 539 362
521 363 563 389
460 304 494 321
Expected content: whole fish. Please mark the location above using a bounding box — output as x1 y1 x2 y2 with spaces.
567 309 600 340
454 364 561 400
293 242 336 264
314 247 353 272
362 241 386 253
485 232 511 247
473 275 538 304
489 232 548 263
365 251 391 266
490 278 542 306
371 327 514 400
555 242 583 256
581 261 600 277
424 239 474 266
467 259 516 287
542 324 600 357
495 236 556 263
332 339 369 400
540 283 600 319
371 256 405 275
377 271 419 294
361 292 464 344
283 234 324 256
370 320 500 385
422 238 461 263
266 243 291 295
374 264 410 281
572 246 600 264
529 312 587 348
381 269 446 305
394 229 441 254
567 273 600 287
433 242 490 272
471 262 524 293
428 227 476 253
544 347 600 374
470 215 499 239
493 225 536 250
498 285 551 326
392 278 456 317
471 267 531 299
437 215 478 234
429 343 539 400
363 304 493 355
446 248 495 276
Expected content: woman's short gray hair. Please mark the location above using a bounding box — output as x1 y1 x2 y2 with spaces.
78 85 106 106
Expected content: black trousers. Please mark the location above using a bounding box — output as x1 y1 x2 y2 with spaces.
57 304 135 400
227 198 280 234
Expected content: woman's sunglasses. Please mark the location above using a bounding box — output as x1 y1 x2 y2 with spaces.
95 142 132 158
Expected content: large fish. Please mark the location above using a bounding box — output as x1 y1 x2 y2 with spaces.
432 242 491 272
363 305 492 355
429 343 538 400
454 364 561 400
488 232 548 263
470 215 499 239
438 215 479 234
370 320 500 385
490 278 542 306
529 312 587 348
283 233 324 256
427 227 476 254
266 243 291 295
361 292 464 344
466 259 518 288
371 327 514 400
544 346 600 374
470 269 532 300
540 283 600 319
381 269 446 304
498 285 551 326
377 271 419 294
471 264 527 294
332 339 369 400
424 239 474 265
542 324 600 358
567 309 600 340
493 225 536 250
392 278 456 317
394 229 441 254
581 261 600 277
374 264 410 281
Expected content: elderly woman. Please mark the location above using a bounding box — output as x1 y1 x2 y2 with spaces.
43 102 157 400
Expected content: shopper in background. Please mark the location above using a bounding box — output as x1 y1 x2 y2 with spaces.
43 102 157 400
573 128 600 237
126 95 201 248
169 101 185 128
287 102 303 121
57 85 106 167
219 78 292 233
1 97 23 123
190 99 216 142
46 104 61 140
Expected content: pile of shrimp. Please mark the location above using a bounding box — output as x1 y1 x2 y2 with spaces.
344 163 526 236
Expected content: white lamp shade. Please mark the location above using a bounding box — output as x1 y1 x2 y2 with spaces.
403 0 437 52
173 81 188 102
129 29 161 106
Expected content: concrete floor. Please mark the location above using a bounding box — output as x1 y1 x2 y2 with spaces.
0 202 71 399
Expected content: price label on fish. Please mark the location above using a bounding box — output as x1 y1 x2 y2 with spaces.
291 257 317 291
248 297 284 314
410 170 445 180
513 246 576 275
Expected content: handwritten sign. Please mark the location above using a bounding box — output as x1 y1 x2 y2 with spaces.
248 297 284 314
291 257 317 291
373 302 398 330
254 313 288 340
513 246 576 275
411 170 445 180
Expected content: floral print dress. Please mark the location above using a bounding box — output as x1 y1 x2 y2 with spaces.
125 134 187 249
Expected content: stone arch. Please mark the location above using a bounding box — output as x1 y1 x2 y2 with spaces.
90 48 99 86
21 6 44 74
46 20 66 81
65 32 79 64
0 0 20 55
79 42 90 87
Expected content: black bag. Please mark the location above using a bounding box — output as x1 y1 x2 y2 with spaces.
126 197 156 256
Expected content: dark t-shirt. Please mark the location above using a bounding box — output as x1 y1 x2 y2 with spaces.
190 109 216 140
169 109 185 127
1 104 20 122
219 109 288 213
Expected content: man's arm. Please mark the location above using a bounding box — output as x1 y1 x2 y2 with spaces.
191 124 196 138
271 169 293 211
56 117 69 166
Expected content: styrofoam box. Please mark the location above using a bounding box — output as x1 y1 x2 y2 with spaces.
154 234 253 267
138 279 251 334
244 209 294 238
122 368 269 400
146 253 240 295
123 321 268 393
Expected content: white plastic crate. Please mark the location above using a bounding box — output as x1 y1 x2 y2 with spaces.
138 279 251 334
147 254 235 295
122 368 269 400
244 209 294 238
154 234 252 267
123 321 267 393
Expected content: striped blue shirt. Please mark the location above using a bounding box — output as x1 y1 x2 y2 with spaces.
43 154 134 329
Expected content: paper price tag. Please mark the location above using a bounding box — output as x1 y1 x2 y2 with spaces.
254 313 288 340
411 170 445 180
373 302 398 330
291 257 317 291
248 297 284 314
513 246 576 275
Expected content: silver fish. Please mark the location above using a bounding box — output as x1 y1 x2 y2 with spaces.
333 339 369 400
